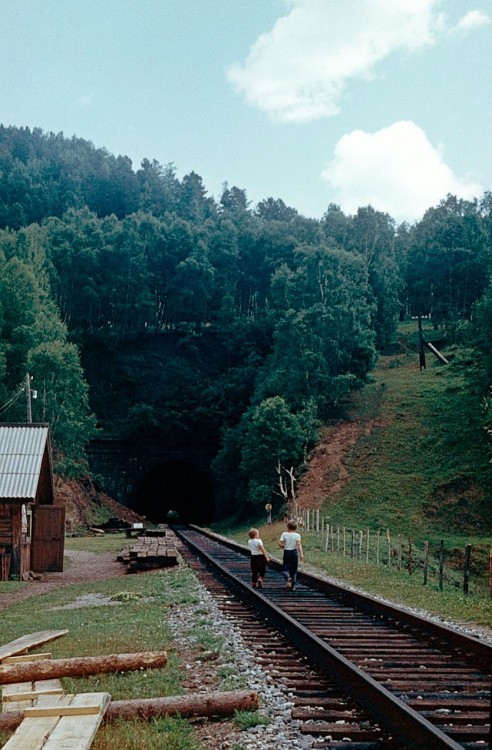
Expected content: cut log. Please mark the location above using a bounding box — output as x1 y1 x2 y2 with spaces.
106 689 259 721
0 651 167 685
0 690 258 731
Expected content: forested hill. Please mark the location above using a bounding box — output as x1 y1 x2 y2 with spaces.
0 125 491 522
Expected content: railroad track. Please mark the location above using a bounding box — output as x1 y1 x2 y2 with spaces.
174 525 492 750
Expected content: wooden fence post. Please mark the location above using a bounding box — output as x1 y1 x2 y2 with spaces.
325 524 330 553
343 528 346 557
439 539 444 591
423 541 429 585
357 531 363 561
366 529 370 564
337 526 340 555
376 529 380 566
489 547 492 599
397 534 402 571
408 534 413 575
386 529 391 567
350 529 355 559
463 544 471 595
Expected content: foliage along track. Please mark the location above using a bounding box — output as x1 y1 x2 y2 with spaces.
174 525 492 750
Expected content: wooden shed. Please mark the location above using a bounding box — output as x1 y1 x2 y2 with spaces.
0 423 65 581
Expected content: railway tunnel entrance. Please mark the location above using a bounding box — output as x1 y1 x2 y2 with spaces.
134 460 215 524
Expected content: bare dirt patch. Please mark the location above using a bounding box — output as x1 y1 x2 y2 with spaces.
0 549 126 611
295 420 381 508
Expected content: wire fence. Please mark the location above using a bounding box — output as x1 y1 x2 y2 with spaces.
295 508 492 599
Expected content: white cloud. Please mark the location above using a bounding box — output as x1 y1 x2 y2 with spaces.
455 10 491 31
227 0 445 122
321 121 482 223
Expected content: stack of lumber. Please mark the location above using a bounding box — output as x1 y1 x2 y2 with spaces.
0 630 110 750
0 630 68 713
117 530 179 572
1 692 111 749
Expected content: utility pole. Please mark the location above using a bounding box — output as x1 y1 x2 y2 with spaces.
418 315 426 371
25 372 32 423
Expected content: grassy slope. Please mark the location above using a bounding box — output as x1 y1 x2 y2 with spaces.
329 330 491 544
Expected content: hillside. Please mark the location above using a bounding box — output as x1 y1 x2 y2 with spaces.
57 477 143 533
295 325 492 542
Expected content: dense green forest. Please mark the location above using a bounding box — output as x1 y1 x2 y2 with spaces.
0 125 491 518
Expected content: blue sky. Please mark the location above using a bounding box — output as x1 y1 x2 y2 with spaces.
1 0 491 223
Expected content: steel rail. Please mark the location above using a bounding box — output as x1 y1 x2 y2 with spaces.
176 526 469 750
192 525 492 671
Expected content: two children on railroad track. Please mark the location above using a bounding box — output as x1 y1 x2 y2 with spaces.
247 519 304 591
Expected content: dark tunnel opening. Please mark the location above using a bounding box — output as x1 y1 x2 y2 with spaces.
134 460 215 524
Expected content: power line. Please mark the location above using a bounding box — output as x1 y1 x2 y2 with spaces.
0 383 27 417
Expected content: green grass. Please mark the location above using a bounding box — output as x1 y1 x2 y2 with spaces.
331 353 490 537
233 709 271 730
0 565 215 749
65 533 133 554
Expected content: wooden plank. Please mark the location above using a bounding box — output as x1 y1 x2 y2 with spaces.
2 678 64 713
42 692 111 749
2 681 33 711
0 631 68 662
34 679 64 694
2 681 32 698
3 653 52 664
2 686 64 702
0 695 74 750
24 704 102 718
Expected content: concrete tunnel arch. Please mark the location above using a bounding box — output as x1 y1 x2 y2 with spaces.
134 459 215 524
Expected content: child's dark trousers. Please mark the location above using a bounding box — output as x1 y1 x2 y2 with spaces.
250 554 266 584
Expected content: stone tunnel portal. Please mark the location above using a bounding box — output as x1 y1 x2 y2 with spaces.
135 460 215 524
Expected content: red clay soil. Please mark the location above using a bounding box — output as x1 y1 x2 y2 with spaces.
295 421 379 509
0 549 126 611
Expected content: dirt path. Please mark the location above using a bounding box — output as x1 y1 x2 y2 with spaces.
0 550 126 610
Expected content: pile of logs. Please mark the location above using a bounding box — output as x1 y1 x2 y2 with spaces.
117 530 180 572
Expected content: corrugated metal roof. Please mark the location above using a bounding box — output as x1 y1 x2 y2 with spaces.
0 425 49 499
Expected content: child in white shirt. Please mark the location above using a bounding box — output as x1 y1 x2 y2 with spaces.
247 528 270 589
279 519 304 590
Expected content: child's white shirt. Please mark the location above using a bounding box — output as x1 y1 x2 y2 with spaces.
248 538 264 555
280 531 301 550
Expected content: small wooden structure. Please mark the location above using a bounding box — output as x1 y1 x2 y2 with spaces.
0 423 65 580
117 529 179 572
